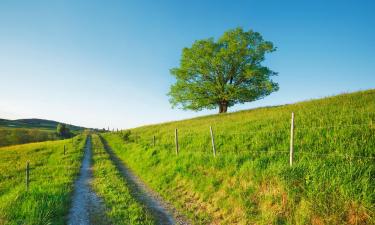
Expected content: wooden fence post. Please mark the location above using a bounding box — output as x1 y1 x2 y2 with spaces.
175 129 179 155
290 112 295 166
210 126 216 157
153 135 156 147
26 162 30 191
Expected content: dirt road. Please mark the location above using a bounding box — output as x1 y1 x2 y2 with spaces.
67 136 108 225
100 136 190 225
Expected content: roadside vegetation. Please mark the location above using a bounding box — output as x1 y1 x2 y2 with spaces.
102 89 375 224
90 134 155 225
0 135 87 225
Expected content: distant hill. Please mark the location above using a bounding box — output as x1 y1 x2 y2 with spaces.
0 118 85 131
0 118 86 147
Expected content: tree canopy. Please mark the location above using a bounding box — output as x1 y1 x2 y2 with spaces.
56 123 71 138
168 27 279 113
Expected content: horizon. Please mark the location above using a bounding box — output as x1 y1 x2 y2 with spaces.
1 0 374 129
2 88 372 130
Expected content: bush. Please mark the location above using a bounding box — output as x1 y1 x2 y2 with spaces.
119 130 132 142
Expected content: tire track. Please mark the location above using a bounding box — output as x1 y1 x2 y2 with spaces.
99 136 191 225
67 136 109 225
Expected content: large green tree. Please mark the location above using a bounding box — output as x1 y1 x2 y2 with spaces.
168 28 279 113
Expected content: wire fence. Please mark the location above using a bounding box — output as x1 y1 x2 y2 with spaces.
112 112 375 164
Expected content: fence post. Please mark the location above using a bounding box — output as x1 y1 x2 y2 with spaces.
175 129 179 155
64 145 66 155
290 112 295 166
153 135 156 147
26 162 30 191
210 126 216 157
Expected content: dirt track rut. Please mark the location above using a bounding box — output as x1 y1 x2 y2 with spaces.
67 136 108 225
100 136 190 225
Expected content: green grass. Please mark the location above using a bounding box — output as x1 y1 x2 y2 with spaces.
0 135 87 225
90 134 155 225
0 118 86 147
102 89 375 224
0 127 60 147
0 118 85 131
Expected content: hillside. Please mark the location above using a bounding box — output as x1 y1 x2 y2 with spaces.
0 118 85 131
0 118 86 147
102 89 375 224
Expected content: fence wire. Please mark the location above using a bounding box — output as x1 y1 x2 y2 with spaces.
112 114 375 162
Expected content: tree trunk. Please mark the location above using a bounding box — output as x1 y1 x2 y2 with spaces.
218 101 228 113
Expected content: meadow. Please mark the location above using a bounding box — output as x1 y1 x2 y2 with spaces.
0 128 59 147
0 118 85 147
102 89 375 224
90 134 155 224
0 135 87 225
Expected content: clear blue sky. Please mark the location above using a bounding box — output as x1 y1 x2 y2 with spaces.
0 0 374 129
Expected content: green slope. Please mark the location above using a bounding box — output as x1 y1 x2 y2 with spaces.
0 118 85 131
0 118 86 147
102 89 375 224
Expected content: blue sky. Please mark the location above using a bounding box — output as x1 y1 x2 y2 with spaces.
0 0 374 129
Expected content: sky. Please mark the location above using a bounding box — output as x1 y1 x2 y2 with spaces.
0 0 374 129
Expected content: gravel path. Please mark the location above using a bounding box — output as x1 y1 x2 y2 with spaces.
100 136 191 225
67 136 108 225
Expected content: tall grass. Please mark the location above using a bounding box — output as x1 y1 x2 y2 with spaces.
90 134 155 225
103 89 375 224
0 135 87 225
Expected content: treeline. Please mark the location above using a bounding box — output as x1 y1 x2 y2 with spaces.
0 128 59 147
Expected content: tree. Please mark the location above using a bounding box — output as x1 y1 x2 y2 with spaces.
56 123 71 138
168 27 279 113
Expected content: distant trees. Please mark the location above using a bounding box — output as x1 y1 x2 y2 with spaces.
56 123 71 138
0 128 58 147
168 27 279 113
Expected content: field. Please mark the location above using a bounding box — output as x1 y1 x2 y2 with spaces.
0 135 87 225
101 89 375 224
0 128 60 147
0 119 86 147
0 118 85 131
0 89 373 225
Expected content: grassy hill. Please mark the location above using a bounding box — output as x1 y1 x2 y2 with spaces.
102 89 375 224
0 118 86 147
0 118 84 131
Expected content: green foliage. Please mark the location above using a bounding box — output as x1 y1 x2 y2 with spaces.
169 27 278 113
0 118 85 131
0 135 87 224
56 123 71 138
119 130 132 142
90 134 155 225
0 128 59 147
103 89 375 224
